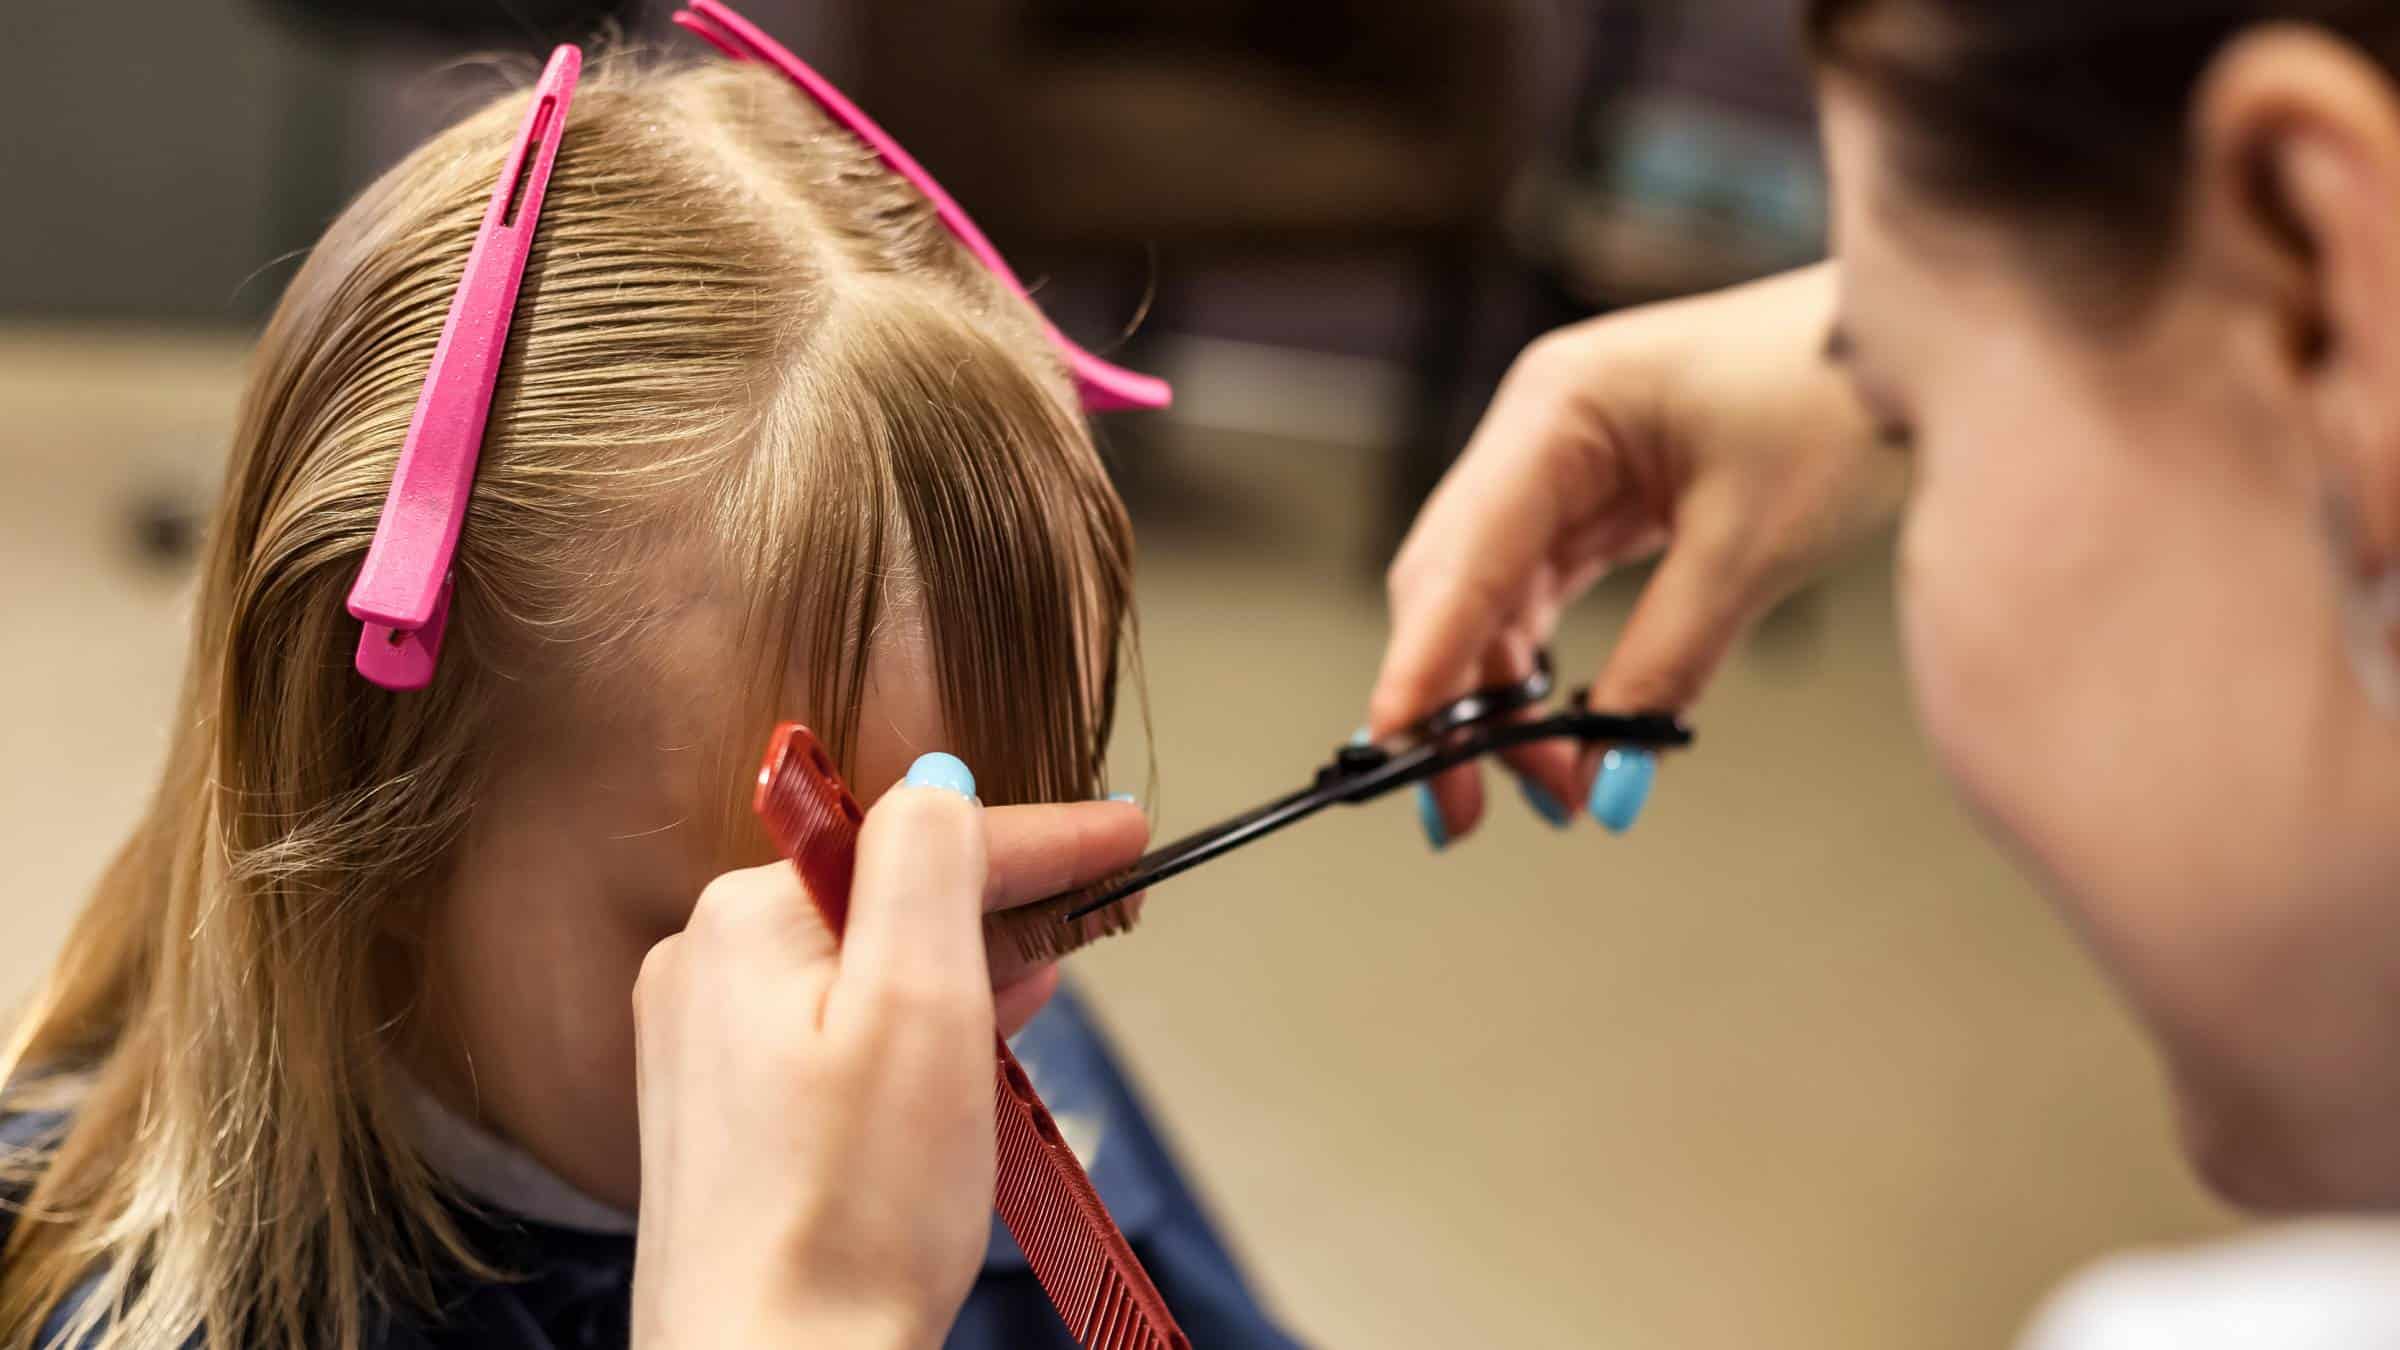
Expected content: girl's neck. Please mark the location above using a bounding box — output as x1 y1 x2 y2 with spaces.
396 1071 635 1233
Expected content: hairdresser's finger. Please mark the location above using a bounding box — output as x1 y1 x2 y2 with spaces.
630 932 683 1050
1570 523 1761 832
1497 742 1586 835
834 784 992 1031
994 963 1063 1038
1477 629 1582 832
1496 736 1581 831
1587 507 1763 716
981 801 1151 913
682 862 841 968
1420 760 1483 852
629 933 675 1164
1424 632 1555 846
1371 339 1620 736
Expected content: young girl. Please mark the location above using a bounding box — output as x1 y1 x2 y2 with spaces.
0 49 1292 1350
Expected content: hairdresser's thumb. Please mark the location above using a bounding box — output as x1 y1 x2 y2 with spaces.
833 755 992 1028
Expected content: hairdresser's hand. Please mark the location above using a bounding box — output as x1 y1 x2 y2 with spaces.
629 765 1149 1350
1373 263 1906 843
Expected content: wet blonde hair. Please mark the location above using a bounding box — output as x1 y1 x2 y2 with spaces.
0 54 1135 1350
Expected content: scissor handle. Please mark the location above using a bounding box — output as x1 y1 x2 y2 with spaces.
1410 649 1555 740
1057 684 1694 922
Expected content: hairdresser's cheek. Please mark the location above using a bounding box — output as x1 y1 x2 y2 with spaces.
1896 418 2142 912
1895 471 2055 861
1889 325 2157 873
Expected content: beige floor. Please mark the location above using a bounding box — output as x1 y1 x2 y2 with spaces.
0 327 2232 1348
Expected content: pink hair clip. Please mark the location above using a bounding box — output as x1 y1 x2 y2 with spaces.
670 0 1172 414
346 45 583 690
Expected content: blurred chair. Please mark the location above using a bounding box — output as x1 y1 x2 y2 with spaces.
853 0 1559 542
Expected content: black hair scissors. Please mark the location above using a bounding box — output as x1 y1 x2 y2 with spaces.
1051 651 1695 921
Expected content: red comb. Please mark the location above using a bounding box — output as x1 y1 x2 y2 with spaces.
752 724 1189 1350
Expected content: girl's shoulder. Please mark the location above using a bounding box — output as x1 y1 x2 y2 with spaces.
0 1105 626 1350
0 1104 68 1154
0 1107 129 1350
0 1105 73 1246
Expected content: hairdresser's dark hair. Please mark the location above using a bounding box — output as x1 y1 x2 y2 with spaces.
1807 0 2400 287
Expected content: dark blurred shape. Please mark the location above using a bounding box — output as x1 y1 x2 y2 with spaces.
854 0 1555 543
254 0 642 43
0 1 314 322
866 1 1537 248
127 489 205 571
1517 0 1823 310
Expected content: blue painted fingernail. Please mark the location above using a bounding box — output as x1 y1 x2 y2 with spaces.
904 752 976 800
1414 782 1450 851
1587 749 1655 834
1106 792 1138 805
1518 778 1572 829
1349 726 1373 746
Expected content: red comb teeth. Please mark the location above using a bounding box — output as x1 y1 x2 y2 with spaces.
752 724 863 931
752 724 1188 1350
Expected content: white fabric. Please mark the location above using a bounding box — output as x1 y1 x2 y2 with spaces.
2020 1223 2400 1350
400 1076 637 1236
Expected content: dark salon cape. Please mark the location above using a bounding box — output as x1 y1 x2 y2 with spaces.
0 988 1301 1349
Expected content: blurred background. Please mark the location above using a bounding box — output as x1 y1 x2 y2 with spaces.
0 0 2232 1346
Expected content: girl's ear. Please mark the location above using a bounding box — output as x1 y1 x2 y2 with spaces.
2193 27 2400 575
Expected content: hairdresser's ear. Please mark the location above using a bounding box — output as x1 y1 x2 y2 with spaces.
2194 26 2400 570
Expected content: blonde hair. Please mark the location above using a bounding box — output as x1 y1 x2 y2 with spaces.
0 53 1136 1350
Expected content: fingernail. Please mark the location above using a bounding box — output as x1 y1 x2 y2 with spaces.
1517 778 1572 829
1587 749 1655 834
904 752 977 800
1105 792 1138 805
1349 726 1372 746
1414 783 1450 851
